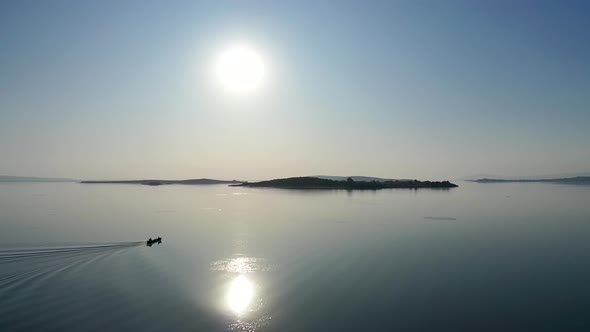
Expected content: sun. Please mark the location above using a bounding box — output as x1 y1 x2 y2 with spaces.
215 43 266 95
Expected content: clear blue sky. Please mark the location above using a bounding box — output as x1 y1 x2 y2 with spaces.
1 0 589 180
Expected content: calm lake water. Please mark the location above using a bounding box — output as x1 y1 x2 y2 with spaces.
1 181 589 331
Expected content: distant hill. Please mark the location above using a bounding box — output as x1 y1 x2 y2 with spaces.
470 177 590 184
0 176 76 182
313 175 411 182
461 172 590 181
233 176 458 189
80 178 240 186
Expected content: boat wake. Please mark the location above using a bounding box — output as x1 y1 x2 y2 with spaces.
0 242 142 291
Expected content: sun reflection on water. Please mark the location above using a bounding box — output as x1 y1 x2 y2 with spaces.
211 256 272 274
227 275 254 315
212 257 273 330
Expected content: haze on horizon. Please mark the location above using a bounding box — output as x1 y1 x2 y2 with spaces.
1 1 589 181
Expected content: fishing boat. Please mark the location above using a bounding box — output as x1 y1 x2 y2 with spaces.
147 237 162 246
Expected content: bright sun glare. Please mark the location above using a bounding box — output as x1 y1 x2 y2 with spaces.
227 275 254 314
215 44 266 95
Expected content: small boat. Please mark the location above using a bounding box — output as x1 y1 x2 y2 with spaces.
147 237 162 246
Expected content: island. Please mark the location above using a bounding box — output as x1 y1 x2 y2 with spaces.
469 176 590 184
80 178 240 186
231 177 458 189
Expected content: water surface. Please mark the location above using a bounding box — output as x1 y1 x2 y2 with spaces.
1 182 589 331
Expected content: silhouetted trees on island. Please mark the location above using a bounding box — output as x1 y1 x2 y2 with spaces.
233 177 458 189
80 176 459 189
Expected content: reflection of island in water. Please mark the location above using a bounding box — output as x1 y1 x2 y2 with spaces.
232 177 458 190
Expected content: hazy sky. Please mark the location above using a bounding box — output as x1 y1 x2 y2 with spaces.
1 1 589 180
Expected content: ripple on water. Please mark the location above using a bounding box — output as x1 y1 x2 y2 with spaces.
0 242 144 331
424 216 457 221
227 316 272 332
210 257 274 273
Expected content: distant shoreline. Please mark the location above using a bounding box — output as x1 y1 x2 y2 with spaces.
80 179 239 186
469 176 590 184
231 177 458 190
0 176 76 183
